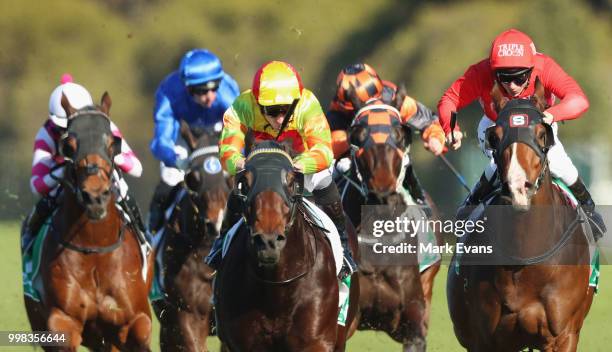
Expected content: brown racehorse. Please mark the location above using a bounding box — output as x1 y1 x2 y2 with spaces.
152 124 229 352
337 100 440 352
24 93 153 351
447 80 595 351
214 141 357 352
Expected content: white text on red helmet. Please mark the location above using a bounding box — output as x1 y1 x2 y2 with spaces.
497 44 525 57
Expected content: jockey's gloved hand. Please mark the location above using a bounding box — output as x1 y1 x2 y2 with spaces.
175 157 190 171
335 157 351 174
543 111 554 125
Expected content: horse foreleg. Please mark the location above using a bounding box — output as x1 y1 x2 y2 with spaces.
419 263 440 334
118 312 152 352
47 307 83 351
550 333 579 352
177 310 210 352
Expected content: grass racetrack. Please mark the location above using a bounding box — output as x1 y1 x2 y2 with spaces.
1 221 610 351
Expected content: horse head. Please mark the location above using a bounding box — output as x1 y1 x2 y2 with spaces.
58 92 120 220
180 121 229 235
486 78 554 210
234 141 303 268
349 99 410 203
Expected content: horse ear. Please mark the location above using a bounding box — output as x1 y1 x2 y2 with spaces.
531 76 547 112
60 93 77 117
179 119 198 150
490 82 508 113
100 92 112 115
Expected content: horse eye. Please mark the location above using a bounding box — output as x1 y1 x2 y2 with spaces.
350 126 368 146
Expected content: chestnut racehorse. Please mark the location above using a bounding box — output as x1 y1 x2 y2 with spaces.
214 141 357 351
339 99 441 351
447 80 595 351
24 93 153 351
152 124 229 351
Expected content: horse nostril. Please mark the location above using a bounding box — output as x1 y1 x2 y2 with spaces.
276 234 286 243
525 181 533 189
102 189 111 198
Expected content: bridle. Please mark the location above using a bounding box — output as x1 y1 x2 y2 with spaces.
50 110 125 254
343 103 408 201
234 147 317 284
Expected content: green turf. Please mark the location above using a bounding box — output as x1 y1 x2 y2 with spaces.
1 221 610 351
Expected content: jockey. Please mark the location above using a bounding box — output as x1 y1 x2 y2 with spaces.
148 49 240 233
437 28 606 238
206 60 358 279
327 63 446 207
23 81 148 249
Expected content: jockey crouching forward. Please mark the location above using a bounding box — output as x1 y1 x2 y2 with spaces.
437 28 606 238
148 49 240 234
206 60 357 279
23 82 148 249
328 63 446 210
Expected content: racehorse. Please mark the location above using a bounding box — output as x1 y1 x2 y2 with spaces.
339 99 441 351
152 123 229 351
447 79 595 351
24 93 153 351
214 141 357 351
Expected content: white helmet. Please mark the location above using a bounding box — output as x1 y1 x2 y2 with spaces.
48 82 94 128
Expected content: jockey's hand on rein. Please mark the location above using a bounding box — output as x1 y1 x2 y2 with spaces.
543 111 554 125
445 130 463 150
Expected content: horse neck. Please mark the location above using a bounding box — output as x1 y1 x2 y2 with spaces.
58 191 121 246
504 170 573 253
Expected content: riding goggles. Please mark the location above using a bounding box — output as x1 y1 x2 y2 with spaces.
496 67 533 86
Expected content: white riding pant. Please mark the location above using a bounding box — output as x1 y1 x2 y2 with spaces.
477 115 578 185
304 165 334 193
159 137 189 187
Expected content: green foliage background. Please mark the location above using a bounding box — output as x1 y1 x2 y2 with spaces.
0 0 610 216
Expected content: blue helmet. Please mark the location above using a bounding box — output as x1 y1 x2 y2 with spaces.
179 49 225 87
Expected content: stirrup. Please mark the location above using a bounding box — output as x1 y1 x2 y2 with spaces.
585 211 606 241
338 254 358 280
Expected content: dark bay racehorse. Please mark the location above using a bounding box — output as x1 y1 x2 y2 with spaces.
340 100 440 351
24 93 153 351
215 142 356 351
447 80 595 351
152 124 229 352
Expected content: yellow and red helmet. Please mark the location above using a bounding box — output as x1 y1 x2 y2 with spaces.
252 61 304 106
335 63 384 111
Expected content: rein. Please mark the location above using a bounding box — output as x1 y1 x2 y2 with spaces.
50 217 127 254
492 206 585 265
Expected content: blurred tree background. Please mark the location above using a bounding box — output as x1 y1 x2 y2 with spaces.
0 0 610 220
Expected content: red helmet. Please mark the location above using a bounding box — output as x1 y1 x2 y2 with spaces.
335 63 384 111
489 29 536 70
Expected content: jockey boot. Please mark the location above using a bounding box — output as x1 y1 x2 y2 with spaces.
456 171 495 220
22 197 55 252
402 164 432 217
313 183 358 280
205 188 245 269
121 196 151 250
148 181 175 234
568 177 607 240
